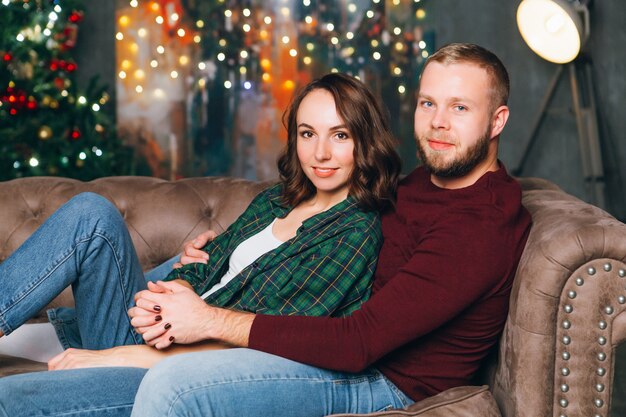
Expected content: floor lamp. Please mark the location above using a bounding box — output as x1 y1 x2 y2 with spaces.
514 0 606 209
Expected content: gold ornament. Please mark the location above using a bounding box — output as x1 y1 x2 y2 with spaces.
38 125 53 140
95 124 105 133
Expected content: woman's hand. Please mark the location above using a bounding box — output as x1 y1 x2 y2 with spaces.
130 280 216 349
173 229 217 268
47 345 167 370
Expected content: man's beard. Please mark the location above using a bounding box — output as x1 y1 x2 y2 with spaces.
415 124 492 178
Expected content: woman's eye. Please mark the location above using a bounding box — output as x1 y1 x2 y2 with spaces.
420 100 433 108
300 131 313 138
335 132 349 140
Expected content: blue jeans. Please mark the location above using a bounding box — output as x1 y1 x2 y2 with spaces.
0 349 412 417
0 192 146 349
131 349 413 417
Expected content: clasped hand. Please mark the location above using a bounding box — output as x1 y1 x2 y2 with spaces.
129 280 216 349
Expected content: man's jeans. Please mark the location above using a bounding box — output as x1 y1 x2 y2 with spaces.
0 349 413 417
0 192 146 349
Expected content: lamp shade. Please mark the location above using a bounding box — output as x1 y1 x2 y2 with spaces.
517 0 584 64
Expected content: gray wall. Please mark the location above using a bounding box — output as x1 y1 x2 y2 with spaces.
423 0 626 220
75 1 626 220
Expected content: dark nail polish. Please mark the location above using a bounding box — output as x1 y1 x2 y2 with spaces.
155 315 162 322
153 305 161 312
169 336 175 342
164 323 171 330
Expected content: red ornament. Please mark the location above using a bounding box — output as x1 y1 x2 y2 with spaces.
69 11 84 23
50 59 60 71
66 62 77 72
70 129 81 140
26 99 37 110
54 77 65 90
2 53 11 62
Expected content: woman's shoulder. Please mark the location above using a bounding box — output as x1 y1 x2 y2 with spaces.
340 204 382 236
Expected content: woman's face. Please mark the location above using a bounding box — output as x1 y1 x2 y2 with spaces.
296 89 355 203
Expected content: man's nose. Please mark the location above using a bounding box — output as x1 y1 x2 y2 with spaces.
431 109 450 129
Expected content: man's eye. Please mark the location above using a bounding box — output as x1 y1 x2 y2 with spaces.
420 101 433 108
454 105 467 111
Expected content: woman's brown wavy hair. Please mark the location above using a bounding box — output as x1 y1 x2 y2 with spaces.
277 73 401 212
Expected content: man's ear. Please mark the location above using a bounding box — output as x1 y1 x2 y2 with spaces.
490 105 509 139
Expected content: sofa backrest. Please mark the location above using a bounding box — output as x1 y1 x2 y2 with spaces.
0 176 269 270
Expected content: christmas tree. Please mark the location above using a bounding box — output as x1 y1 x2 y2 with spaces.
0 0 133 181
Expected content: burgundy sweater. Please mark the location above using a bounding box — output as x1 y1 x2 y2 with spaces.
249 165 532 401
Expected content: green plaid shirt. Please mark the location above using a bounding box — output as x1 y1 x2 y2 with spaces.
164 184 381 317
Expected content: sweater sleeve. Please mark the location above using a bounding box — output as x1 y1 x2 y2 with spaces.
249 206 518 372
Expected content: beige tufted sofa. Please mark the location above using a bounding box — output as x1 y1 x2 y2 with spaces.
1 175 626 417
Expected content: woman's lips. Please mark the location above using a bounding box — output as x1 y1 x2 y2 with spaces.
313 167 338 178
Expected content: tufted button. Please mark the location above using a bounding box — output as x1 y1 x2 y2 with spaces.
562 351 570 360
598 352 606 361
597 367 606 376
599 320 607 330
561 383 569 392
564 304 574 313
595 399 604 408
619 296 626 304
559 398 569 408
605 306 614 315
603 263 612 272
562 320 571 329
588 267 596 275
562 336 571 345
568 290 577 299
576 277 584 286
598 336 607 345
596 383 605 392
562 367 570 376
619 269 626 278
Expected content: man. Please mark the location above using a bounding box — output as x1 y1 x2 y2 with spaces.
127 42 532 416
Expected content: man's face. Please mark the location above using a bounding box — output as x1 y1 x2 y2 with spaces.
414 62 499 181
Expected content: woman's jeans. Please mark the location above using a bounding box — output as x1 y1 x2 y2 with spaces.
0 349 413 417
0 192 146 349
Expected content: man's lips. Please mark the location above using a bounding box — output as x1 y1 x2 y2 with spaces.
312 167 338 178
427 139 455 151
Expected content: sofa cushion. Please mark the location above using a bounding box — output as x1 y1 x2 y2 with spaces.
327 385 501 417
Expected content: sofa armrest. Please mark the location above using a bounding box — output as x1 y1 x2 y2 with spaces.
327 386 501 417
490 185 626 417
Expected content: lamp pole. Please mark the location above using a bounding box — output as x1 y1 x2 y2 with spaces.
514 0 606 209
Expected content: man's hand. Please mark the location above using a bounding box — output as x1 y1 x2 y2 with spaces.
129 280 255 350
173 230 217 268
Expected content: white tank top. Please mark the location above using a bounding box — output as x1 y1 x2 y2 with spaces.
201 219 284 299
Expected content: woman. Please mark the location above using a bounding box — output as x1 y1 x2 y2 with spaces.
0 73 401 372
